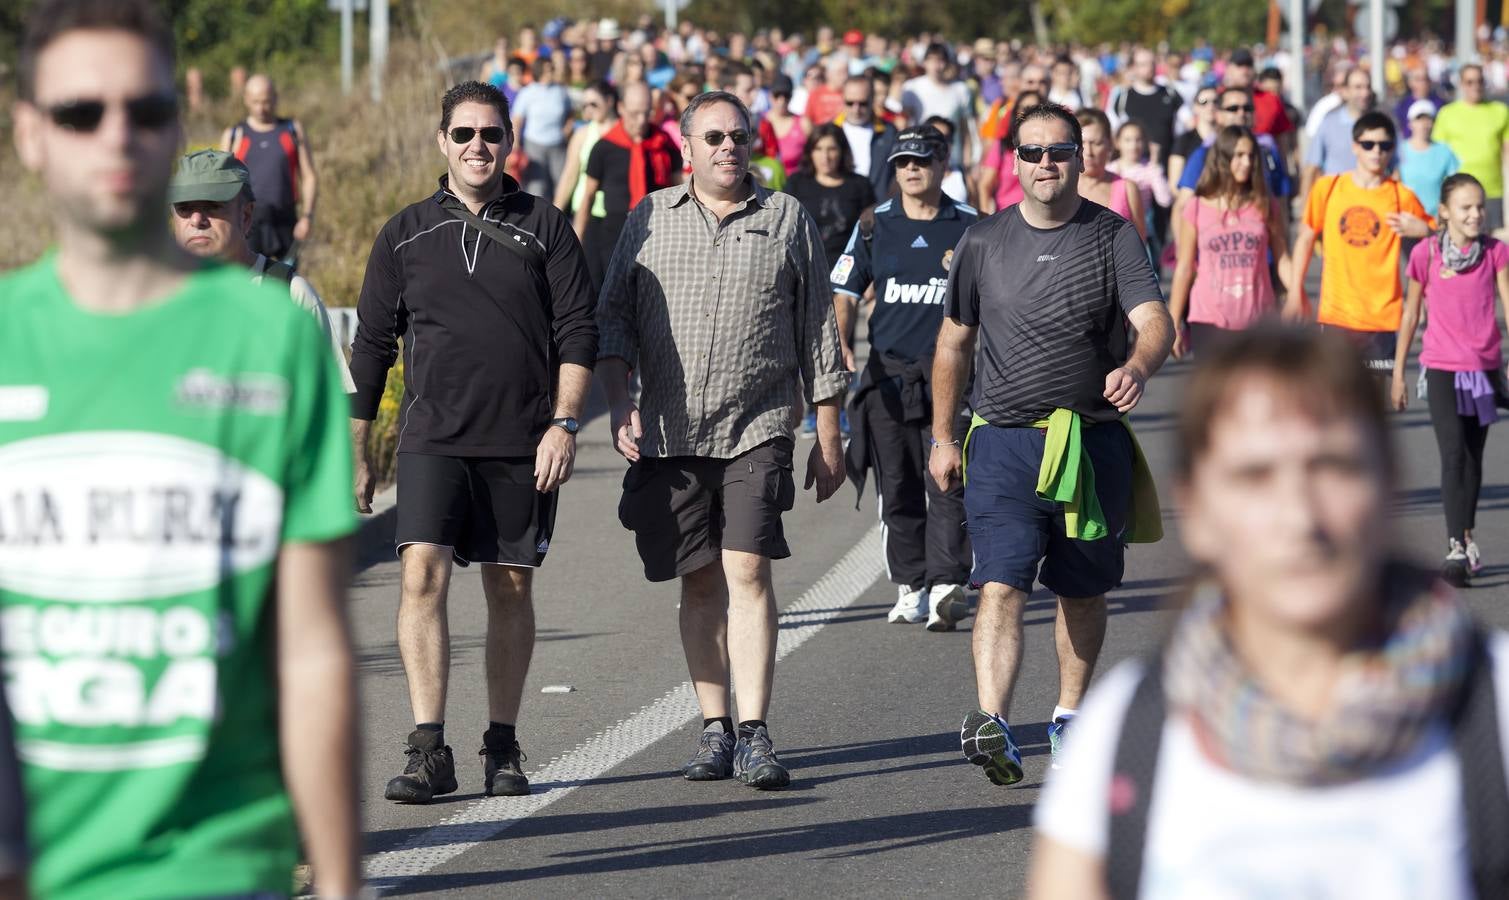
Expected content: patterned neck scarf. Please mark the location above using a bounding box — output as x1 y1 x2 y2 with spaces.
1441 230 1484 273
1162 566 1474 786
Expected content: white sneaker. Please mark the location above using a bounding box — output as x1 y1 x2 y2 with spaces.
1466 539 1484 575
887 586 927 624
1444 539 1471 588
927 583 968 632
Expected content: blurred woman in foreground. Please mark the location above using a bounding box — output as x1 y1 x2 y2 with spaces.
1029 325 1509 900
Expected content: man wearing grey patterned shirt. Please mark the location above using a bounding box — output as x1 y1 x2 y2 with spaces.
598 91 849 791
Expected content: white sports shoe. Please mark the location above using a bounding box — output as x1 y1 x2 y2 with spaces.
927 583 968 632
1466 539 1484 575
887 586 927 624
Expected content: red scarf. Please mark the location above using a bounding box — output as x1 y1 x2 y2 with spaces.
601 121 675 208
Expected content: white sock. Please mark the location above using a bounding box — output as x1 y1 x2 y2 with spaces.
1052 705 1078 723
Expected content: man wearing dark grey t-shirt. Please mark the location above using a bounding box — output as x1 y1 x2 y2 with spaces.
929 104 1173 788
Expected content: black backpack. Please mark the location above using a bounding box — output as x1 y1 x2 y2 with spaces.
1104 627 1509 899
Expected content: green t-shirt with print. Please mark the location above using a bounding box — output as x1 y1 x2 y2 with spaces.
0 255 357 899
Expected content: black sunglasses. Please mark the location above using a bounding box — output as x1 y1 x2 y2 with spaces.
45 93 177 133
689 129 751 147
449 126 507 144
1016 142 1079 164
1222 104 1256 113
1357 139 1395 152
844 99 871 107
1195 97 1216 106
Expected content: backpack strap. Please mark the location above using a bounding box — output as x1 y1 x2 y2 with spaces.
1105 658 1166 900
262 260 296 286
1453 627 1509 900
447 203 548 278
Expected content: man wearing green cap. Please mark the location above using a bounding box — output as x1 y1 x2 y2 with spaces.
170 148 355 392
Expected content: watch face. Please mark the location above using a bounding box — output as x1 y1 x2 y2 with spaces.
556 417 580 434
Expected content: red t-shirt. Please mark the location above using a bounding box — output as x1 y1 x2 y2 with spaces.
805 85 845 125
1253 88 1293 137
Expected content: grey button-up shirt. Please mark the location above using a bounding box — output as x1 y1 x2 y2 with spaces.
598 178 850 459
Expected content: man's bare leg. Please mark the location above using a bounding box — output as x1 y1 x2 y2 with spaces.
679 559 731 719
396 543 454 724
722 549 776 723
1053 594 1107 712
973 582 1029 717
480 565 535 725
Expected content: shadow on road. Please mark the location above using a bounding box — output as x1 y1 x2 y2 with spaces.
376 798 1027 892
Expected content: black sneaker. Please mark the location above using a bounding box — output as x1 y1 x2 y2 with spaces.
733 725 791 790
480 736 531 796
384 729 458 803
683 724 736 781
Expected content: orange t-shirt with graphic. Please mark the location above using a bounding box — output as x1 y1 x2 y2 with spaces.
1304 173 1432 332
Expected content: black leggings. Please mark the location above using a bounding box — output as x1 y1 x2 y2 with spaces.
1426 368 1490 541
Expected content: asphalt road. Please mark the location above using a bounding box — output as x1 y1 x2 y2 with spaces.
342 311 1509 898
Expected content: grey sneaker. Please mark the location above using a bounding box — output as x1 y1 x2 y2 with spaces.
734 725 791 790
480 737 530 796
683 724 736 781
384 729 458 803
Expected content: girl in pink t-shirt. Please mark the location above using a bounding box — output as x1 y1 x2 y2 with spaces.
1391 173 1509 581
1168 125 1290 358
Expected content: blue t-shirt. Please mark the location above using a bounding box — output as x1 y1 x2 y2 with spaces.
511 82 572 147
831 195 980 362
1179 135 1292 198
1304 106 1361 176
1398 141 1460 216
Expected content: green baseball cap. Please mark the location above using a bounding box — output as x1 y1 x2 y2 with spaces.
168 149 251 204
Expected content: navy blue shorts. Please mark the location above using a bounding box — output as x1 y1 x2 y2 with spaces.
963 422 1132 598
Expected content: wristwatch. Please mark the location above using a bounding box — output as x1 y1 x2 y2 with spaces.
550 416 580 435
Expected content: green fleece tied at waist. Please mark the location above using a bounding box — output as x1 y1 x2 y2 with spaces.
964 409 1163 543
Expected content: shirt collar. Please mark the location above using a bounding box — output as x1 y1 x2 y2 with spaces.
670 174 769 211
879 192 961 220
434 172 522 213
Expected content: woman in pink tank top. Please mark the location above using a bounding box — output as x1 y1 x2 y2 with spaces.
977 91 1043 214
1075 108 1146 241
1168 125 1292 358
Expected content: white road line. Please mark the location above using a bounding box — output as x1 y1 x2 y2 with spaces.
365 523 884 887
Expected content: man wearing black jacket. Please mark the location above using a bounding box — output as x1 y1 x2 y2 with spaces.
350 80 598 803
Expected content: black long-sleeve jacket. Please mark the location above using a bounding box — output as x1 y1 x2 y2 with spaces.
350 175 598 456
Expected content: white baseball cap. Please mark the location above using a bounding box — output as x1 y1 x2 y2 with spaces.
1408 99 1438 120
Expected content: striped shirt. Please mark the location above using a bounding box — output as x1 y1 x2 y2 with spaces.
598 178 849 459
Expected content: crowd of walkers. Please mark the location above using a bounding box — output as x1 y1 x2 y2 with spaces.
7 0 1509 897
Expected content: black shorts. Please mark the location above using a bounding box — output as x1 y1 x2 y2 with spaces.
396 452 557 567
618 438 796 582
1322 325 1396 373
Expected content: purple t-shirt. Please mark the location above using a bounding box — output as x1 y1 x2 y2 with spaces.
1408 236 1509 372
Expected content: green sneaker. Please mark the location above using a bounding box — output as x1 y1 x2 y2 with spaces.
960 709 1024 786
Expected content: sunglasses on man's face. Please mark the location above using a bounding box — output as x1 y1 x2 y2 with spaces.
44 93 177 133
1356 139 1395 152
1222 104 1255 113
844 98 871 107
449 126 507 144
1016 143 1078 164
1195 97 1216 106
691 129 751 147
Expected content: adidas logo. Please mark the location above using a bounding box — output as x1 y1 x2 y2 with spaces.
911 235 929 249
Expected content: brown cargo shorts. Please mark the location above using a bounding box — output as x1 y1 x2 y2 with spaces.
617 437 797 582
